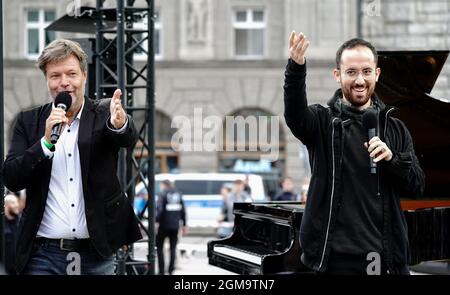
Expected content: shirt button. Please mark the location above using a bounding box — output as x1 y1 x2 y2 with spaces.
68 129 71 133
72 229 76 232
68 153 72 157
70 178 73 181
71 204 75 207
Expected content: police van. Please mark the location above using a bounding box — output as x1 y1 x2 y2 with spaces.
134 173 267 230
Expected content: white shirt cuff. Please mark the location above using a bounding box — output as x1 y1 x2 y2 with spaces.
107 117 129 134
40 137 54 159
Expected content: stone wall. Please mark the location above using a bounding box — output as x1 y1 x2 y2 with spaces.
3 0 449 191
361 0 450 99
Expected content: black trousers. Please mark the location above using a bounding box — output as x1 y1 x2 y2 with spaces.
156 229 179 274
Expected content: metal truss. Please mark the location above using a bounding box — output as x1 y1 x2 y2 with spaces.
0 0 155 275
94 0 155 275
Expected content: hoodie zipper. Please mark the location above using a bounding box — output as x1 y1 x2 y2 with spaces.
384 108 395 138
318 117 339 270
317 107 393 271
381 107 395 272
376 108 381 197
377 107 394 196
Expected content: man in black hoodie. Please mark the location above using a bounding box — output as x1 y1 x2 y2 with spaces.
284 33 425 275
156 180 187 275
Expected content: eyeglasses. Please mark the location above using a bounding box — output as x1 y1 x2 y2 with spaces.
342 68 375 79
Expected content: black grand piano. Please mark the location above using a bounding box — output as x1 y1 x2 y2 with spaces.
208 50 450 275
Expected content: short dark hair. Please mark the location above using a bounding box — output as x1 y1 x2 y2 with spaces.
335 38 378 69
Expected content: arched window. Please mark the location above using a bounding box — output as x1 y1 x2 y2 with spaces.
155 110 179 173
218 108 286 199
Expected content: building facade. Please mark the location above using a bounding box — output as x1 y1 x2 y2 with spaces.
3 0 449 197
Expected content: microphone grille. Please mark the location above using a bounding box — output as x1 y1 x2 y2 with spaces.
54 91 72 110
362 110 377 129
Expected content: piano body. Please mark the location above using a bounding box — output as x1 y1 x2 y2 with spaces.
208 202 307 275
208 50 450 274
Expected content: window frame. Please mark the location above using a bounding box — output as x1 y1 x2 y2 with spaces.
232 8 267 60
134 10 162 61
24 8 56 60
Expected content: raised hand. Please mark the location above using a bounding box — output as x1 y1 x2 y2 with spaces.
110 89 127 129
289 31 310 65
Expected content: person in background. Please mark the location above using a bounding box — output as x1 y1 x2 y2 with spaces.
243 174 252 195
275 177 299 201
300 177 310 203
18 190 26 213
156 180 187 275
3 192 22 274
221 179 253 224
218 184 232 222
217 184 233 238
218 180 253 238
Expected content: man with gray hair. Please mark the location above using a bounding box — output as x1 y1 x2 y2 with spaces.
3 39 142 274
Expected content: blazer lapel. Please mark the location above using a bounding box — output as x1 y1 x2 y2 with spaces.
38 103 52 139
38 103 53 207
78 98 96 193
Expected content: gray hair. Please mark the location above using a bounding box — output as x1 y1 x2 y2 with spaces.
37 39 88 75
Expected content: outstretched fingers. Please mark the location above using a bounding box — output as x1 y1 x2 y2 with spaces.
289 31 309 65
289 31 296 49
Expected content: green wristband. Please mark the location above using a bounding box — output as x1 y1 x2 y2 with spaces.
43 138 55 150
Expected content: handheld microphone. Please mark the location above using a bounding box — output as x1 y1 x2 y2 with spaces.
362 110 378 174
50 91 72 144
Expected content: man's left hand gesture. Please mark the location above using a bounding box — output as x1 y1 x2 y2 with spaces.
365 136 393 162
110 89 127 129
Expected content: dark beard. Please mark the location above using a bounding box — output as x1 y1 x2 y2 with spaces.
342 88 372 107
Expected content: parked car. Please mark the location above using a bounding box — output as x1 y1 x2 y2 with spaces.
134 173 267 230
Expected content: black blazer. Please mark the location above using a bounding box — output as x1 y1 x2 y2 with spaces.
3 98 142 273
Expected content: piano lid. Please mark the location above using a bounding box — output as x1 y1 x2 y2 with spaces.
376 50 449 104
375 50 450 199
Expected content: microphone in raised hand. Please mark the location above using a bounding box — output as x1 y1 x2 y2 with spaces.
362 110 378 174
50 91 72 144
